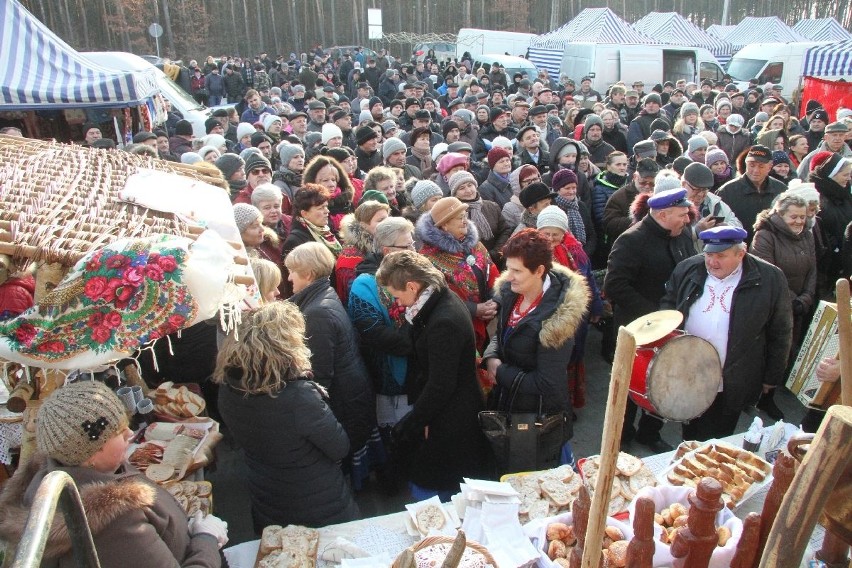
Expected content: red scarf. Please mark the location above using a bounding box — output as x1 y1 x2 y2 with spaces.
552 232 588 271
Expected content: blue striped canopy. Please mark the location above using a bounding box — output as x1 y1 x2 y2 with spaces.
794 18 852 42
531 8 656 50
724 17 808 51
803 40 852 77
706 25 736 40
527 48 563 79
0 0 159 110
633 12 733 58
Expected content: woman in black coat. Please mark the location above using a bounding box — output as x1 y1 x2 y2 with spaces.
482 229 590 471
214 302 358 533
376 250 491 500
286 242 378 489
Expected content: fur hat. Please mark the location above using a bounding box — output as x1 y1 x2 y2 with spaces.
411 180 444 210
448 171 477 195
382 137 407 160
321 123 343 144
215 153 245 180
278 143 305 167
487 147 512 170
37 381 128 466
536 205 569 232
705 148 729 167
551 168 578 191
233 203 262 232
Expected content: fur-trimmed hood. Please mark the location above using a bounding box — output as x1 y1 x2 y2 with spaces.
492 263 590 349
0 454 157 560
416 210 480 254
339 213 374 253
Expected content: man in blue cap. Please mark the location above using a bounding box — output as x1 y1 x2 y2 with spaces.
604 188 696 451
661 226 792 440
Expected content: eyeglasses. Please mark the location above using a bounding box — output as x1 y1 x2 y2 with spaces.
387 241 415 250
249 168 271 175
636 178 655 189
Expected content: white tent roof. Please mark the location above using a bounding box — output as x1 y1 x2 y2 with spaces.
724 17 808 51
706 25 736 40
633 12 733 57
803 39 852 77
794 18 852 42
530 8 655 50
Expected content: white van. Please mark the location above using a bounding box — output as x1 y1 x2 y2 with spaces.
82 51 212 138
554 43 725 88
725 42 838 95
457 28 536 59
471 53 538 81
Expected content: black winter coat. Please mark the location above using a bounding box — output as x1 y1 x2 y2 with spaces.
218 378 358 533
716 175 786 244
290 278 376 451
660 254 793 413
604 214 696 328
479 170 513 208
484 265 590 415
398 287 491 490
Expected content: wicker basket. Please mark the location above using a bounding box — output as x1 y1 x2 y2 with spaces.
391 535 499 568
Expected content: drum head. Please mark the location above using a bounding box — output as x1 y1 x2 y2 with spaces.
646 335 722 421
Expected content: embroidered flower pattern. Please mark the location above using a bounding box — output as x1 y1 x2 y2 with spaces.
703 285 734 314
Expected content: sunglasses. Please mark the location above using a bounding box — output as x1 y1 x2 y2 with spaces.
250 168 271 175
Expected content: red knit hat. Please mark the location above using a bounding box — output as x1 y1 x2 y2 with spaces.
810 150 835 173
519 164 540 182
487 146 512 170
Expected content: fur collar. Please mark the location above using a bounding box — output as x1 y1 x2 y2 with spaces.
416 211 480 254
492 264 590 349
339 214 374 253
0 454 156 560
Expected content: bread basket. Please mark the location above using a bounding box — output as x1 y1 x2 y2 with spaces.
392 535 498 568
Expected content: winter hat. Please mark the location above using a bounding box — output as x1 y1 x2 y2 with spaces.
262 114 282 131
368 96 383 109
786 180 820 204
650 117 672 132
244 152 272 174
654 171 683 194
683 162 715 189
430 197 469 226
382 119 399 135
726 114 745 128
304 132 322 148
180 152 202 165
519 182 556 208
197 145 221 161
838 108 852 121
672 156 693 176
754 111 770 124
452 109 475 125
431 143 449 162
536 205 569 232
705 148 729 167
321 123 343 144
448 171 477 195
175 120 193 136
358 110 372 124
442 120 461 138
240 147 262 162
411 180 444 210
251 132 272 147
491 136 514 153
204 117 221 134
132 131 156 144
584 114 604 132
812 151 849 178
687 136 709 153
772 151 791 166
236 122 256 141
382 137 407 160
37 381 129 466
321 146 354 164
437 152 469 176
233 203 262 233
680 102 699 117
358 190 389 206
715 98 731 111
551 168 578 191
215 153 245 179
355 125 378 146
633 140 657 160
278 142 305 167
643 93 662 106
487 146 512 170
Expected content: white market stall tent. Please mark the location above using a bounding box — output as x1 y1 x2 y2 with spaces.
633 12 734 65
793 18 852 42
724 16 808 51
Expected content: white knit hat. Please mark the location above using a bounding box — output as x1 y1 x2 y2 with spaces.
536 205 569 232
236 122 256 141
262 114 282 131
321 123 344 145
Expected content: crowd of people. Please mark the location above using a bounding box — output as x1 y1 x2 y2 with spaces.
1 45 851 565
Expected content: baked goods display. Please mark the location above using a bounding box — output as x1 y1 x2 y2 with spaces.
256 524 319 568
653 500 732 546
665 441 771 508
415 504 446 533
153 381 206 419
580 453 658 516
164 480 212 518
503 464 582 524
392 530 496 568
543 521 628 567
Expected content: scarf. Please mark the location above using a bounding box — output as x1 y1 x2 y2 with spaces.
410 145 432 174
603 170 628 188
713 165 732 187
558 196 587 244
459 194 494 241
553 231 589 271
405 284 436 323
300 217 342 256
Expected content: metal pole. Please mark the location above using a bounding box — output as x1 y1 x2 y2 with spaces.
155 34 160 58
721 0 730 26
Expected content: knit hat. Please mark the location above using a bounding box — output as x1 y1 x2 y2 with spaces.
431 143 449 162
772 151 791 166
175 120 193 136
754 111 770 124
448 171 477 195
197 145 221 161
705 148 729 167
411 180 444 210
180 152 202 165
355 125 379 146
437 152 469 176
382 119 398 135
215 153 245 180
584 114 603 132
680 102 699 117
244 152 272 174
278 143 305 167
644 93 662 106
357 110 372 124
358 190 389 206
251 132 272 147
654 172 683 194
236 122 256 141
687 136 709 153
321 146 354 164
382 137 407 160
491 136 514 152
715 98 731 111
786 180 820 204
726 114 745 127
812 151 849 178
672 156 693 176
683 162 715 189
233 203 262 232
37 381 128 466
443 120 460 138
430 197 468 226
321 123 343 144
487 146 512 170
536 205 569 232
368 96 383 109
201 134 227 150
551 168 578 191
262 114 282 131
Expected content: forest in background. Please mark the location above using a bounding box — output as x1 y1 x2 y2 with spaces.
21 0 852 63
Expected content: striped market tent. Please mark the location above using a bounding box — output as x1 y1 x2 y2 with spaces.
724 17 808 51
529 8 655 78
794 18 852 42
633 12 734 64
803 39 852 77
706 25 736 40
0 0 158 110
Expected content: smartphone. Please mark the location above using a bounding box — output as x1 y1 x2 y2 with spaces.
712 216 725 224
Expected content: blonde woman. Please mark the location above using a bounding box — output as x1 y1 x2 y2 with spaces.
214 302 359 532
249 257 282 304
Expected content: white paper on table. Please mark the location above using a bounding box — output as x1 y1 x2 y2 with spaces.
341 551 393 567
222 540 259 568
463 477 520 497
461 506 485 543
480 502 540 568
